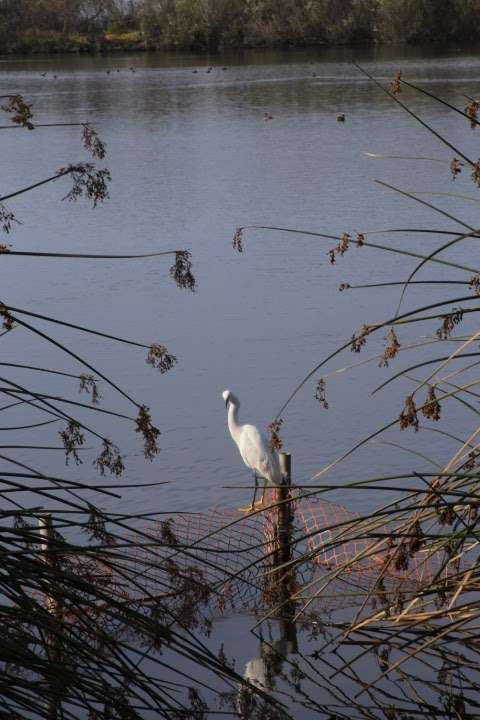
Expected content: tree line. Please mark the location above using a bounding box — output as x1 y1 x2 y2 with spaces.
1 0 480 52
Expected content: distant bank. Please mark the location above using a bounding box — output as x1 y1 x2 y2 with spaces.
2 0 480 56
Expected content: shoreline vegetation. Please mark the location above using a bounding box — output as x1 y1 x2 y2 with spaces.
1 0 480 55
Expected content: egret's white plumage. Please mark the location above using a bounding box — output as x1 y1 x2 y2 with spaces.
222 389 281 511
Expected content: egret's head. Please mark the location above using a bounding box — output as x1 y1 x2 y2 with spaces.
222 389 239 409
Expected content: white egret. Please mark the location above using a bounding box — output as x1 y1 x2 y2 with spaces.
222 389 281 512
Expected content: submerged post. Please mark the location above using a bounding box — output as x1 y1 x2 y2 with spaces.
277 452 297 652
278 452 292 568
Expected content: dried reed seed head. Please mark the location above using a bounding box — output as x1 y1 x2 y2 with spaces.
469 274 480 295
389 71 402 95
436 500 455 526
232 227 243 253
436 307 464 339
314 377 329 409
135 404 160 461
394 541 409 571
350 324 370 353
188 688 208 718
78 373 101 405
94 439 124 477
328 232 351 264
408 520 424 557
59 420 85 465
465 99 479 129
379 327 401 367
82 123 107 160
472 160 480 188
355 232 365 247
399 393 419 431
464 449 479 471
450 158 462 180
337 232 351 256
338 282 350 291
0 204 19 235
160 518 178 546
169 250 195 291
2 94 34 129
58 163 111 207
146 343 177 373
421 385 441 421
84 504 116 545
0 303 14 331
268 418 283 453
0 244 11 253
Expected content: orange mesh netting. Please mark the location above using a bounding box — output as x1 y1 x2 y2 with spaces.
106 490 459 615
38 491 461 618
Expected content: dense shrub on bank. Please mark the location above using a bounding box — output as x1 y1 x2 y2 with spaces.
1 0 480 53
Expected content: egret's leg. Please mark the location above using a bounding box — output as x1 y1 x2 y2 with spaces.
253 479 267 508
238 472 258 513
250 472 259 510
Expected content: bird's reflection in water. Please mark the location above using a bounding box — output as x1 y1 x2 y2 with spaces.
237 617 298 719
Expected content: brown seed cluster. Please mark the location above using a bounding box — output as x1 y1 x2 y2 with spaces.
78 373 101 404
379 327 401 367
2 94 34 129
450 158 462 180
82 123 107 160
464 449 479 471
135 405 160 460
472 160 480 188
437 502 455 526
355 232 365 247
0 303 14 331
328 232 351 264
314 377 329 409
58 163 111 207
59 420 85 465
169 250 196 291
399 394 419 431
146 344 177 373
85 504 116 545
350 324 370 353
393 520 424 572
232 227 243 253
421 385 441 421
408 519 424 556
436 308 464 339
469 274 480 294
338 282 350 292
389 71 402 95
268 418 283 452
94 439 124 477
465 99 479 129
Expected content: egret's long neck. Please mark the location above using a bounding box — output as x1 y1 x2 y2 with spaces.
227 401 242 444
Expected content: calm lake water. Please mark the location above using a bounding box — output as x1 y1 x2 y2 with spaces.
1 44 479 515
1 44 479 716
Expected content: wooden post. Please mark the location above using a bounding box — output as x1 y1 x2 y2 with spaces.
38 513 60 720
277 453 297 652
